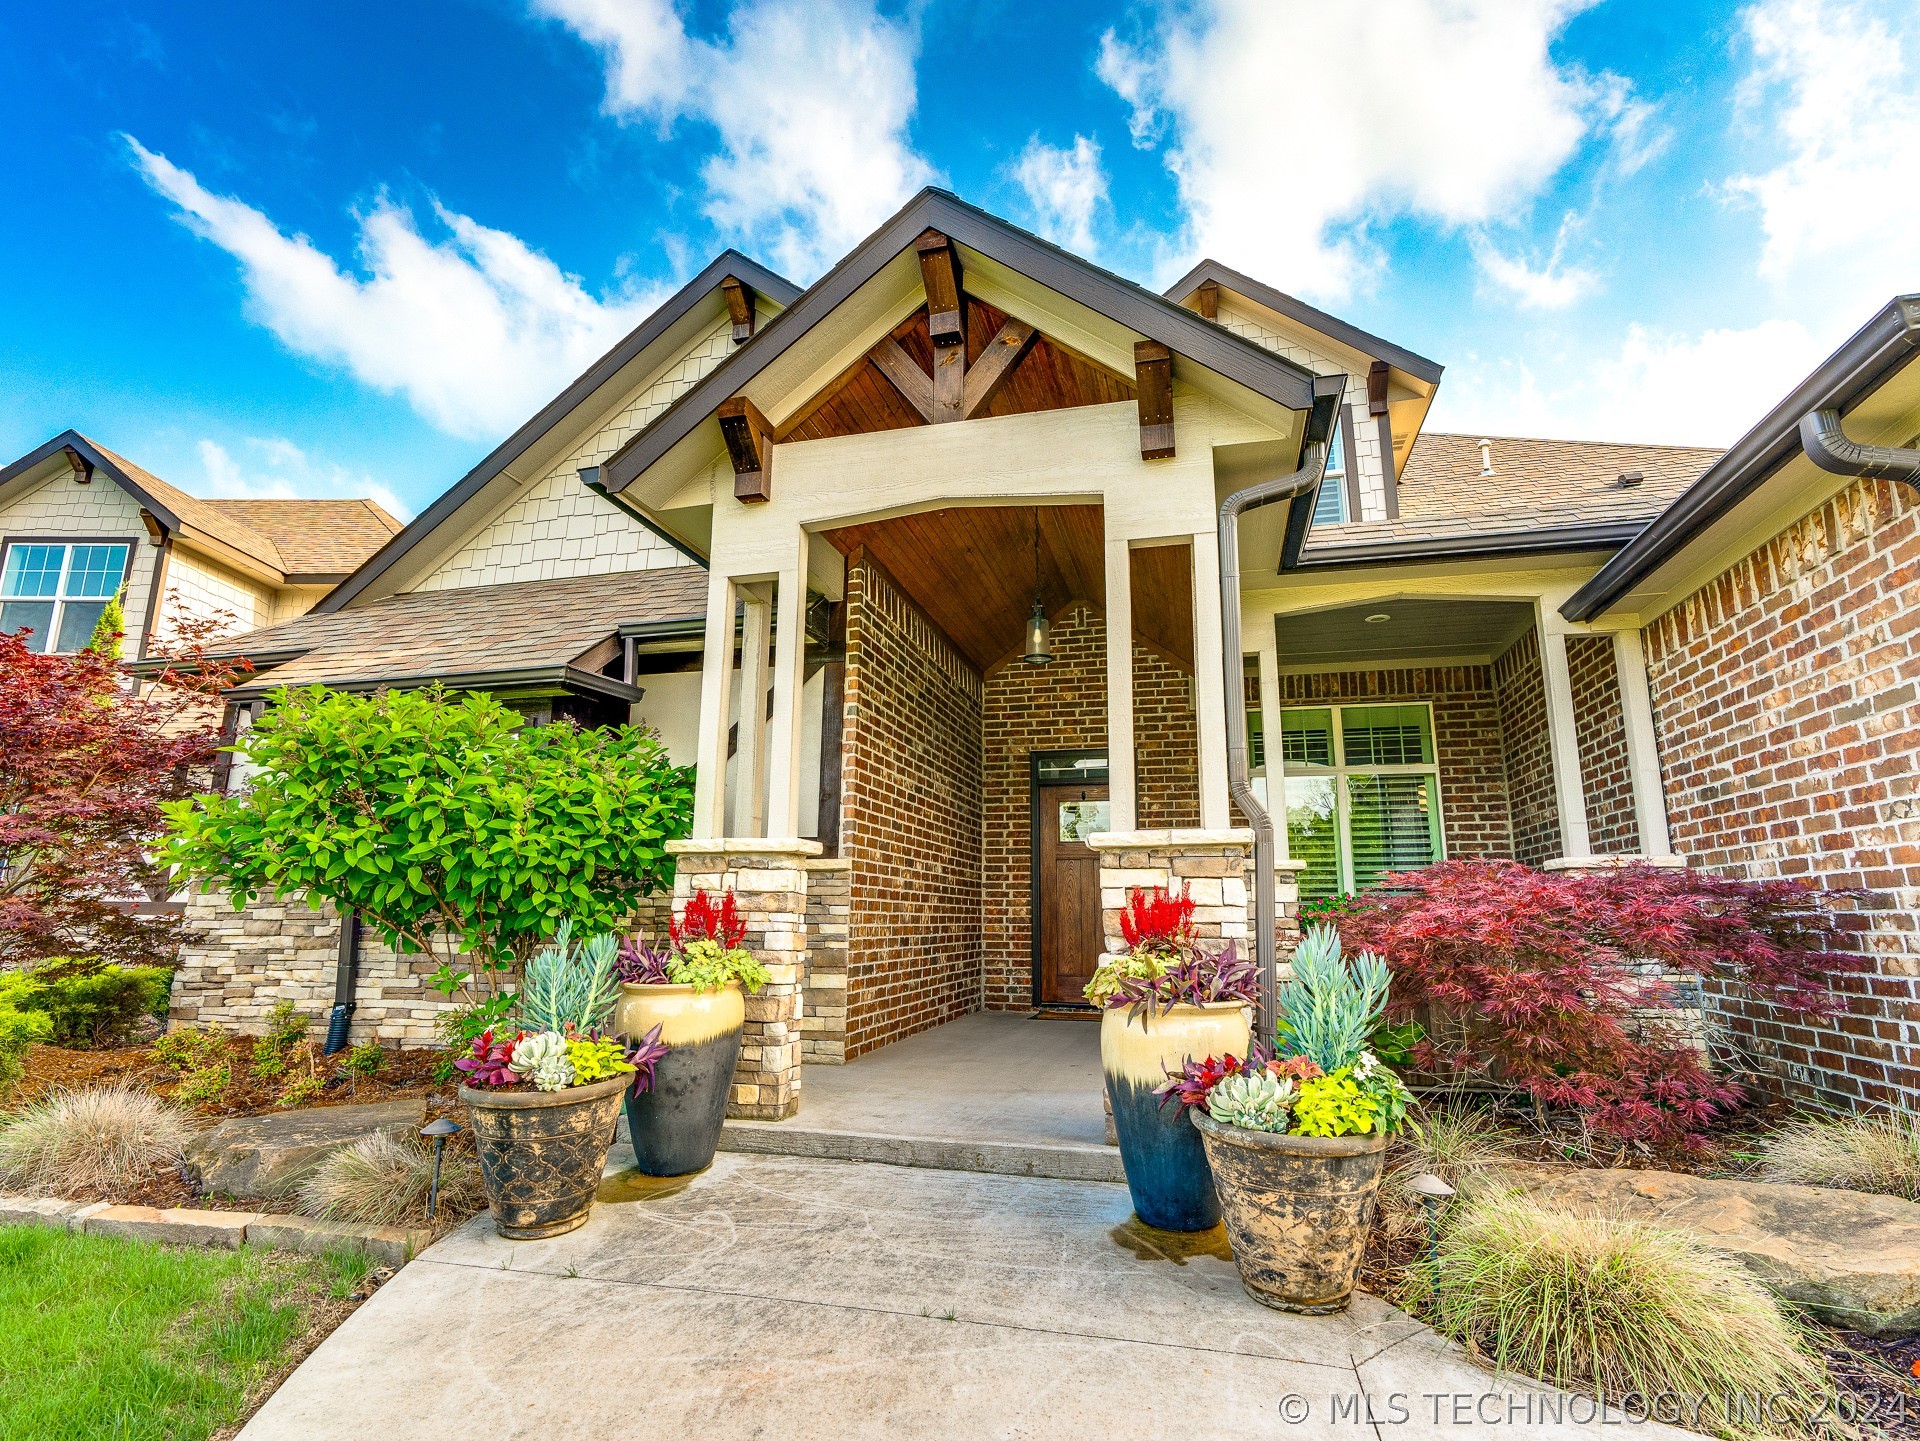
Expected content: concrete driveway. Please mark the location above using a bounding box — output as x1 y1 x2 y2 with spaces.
240 1149 1696 1440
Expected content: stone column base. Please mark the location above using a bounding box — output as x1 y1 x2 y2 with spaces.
667 838 821 1120
1087 829 1255 954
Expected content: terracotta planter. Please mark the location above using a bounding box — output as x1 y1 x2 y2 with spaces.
459 1071 629 1239
613 980 745 1177
1100 1001 1251 1232
1189 1109 1387 1313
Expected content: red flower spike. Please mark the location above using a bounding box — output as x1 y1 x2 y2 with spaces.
670 889 748 952
1118 885 1197 956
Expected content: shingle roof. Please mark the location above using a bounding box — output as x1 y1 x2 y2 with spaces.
1303 431 1725 557
205 567 708 694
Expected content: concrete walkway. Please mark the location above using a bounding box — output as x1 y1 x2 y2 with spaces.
719 1010 1124 1181
241 1148 1695 1440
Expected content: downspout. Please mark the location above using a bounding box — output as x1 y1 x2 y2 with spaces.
1218 433 1334 1035
322 910 362 1055
1799 409 1920 486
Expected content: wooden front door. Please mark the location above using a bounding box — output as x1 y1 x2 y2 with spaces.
1036 783 1110 1005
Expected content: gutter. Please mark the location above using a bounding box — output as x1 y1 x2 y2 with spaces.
1564 295 1920 623
1219 389 1340 1033
1799 408 1920 485
1294 520 1644 571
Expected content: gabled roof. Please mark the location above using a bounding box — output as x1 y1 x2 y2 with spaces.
0 430 399 585
1161 259 1444 385
318 249 800 613
593 188 1325 498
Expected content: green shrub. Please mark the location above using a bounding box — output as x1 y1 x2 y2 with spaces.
1423 1193 1828 1440
340 1042 384 1079
153 1024 234 1106
0 1085 193 1195
0 1004 53 1098
1758 1109 1920 1202
249 1000 310 1080
0 959 173 1049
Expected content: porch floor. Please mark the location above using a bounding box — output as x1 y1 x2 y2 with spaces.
718 1010 1122 1183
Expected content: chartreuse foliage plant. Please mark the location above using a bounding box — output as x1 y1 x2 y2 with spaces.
0 958 173 1049
162 685 694 1013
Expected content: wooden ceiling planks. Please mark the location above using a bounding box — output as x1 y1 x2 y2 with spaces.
778 298 1134 445
823 504 1195 677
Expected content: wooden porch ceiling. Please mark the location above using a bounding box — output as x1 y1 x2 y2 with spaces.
823 504 1194 675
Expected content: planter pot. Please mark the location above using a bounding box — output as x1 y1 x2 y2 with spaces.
1101 1001 1251 1232
459 1071 629 1240
613 980 745 1177
1189 1109 1387 1314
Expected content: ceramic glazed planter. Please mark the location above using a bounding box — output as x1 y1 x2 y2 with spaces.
459 1071 630 1240
613 980 745 1177
1189 1109 1387 1313
1100 1001 1251 1231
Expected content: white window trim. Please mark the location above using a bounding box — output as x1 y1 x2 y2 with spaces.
1278 701 1449 895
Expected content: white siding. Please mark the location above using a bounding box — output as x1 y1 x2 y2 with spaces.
0 472 157 653
160 549 281 639
411 316 733 592
1214 299 1389 522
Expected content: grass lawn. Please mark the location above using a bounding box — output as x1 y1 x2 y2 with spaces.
0 1225 377 1441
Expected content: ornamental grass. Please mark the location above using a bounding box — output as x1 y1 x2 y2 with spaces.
299 1131 482 1229
0 1084 193 1196
1757 1108 1920 1202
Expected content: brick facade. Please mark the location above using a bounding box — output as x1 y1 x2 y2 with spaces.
839 556 985 1058
1644 475 1920 1109
1567 635 1640 853
1493 629 1559 866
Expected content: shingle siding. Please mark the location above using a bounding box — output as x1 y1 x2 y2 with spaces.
0 471 156 651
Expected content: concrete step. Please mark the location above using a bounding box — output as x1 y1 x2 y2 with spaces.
715 1120 1125 1185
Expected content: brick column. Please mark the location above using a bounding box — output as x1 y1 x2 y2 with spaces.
666 837 820 1120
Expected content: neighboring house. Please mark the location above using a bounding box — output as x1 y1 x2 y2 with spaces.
156 191 1919 1118
0 430 402 658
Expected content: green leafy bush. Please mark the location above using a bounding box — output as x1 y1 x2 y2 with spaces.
250 1000 309 1079
0 959 173 1048
340 1042 384 1079
153 1024 234 1107
0 1004 53 1098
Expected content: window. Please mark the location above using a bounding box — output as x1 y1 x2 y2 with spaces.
1312 415 1349 525
1278 703 1444 899
0 542 132 653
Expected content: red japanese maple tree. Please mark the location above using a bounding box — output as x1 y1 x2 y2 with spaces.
1333 860 1857 1150
0 607 249 970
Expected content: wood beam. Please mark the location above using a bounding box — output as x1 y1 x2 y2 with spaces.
1195 281 1220 321
1367 359 1390 417
717 395 774 502
1133 340 1175 460
870 339 944 424
721 277 757 344
915 230 964 348
961 319 1037 418
61 446 93 484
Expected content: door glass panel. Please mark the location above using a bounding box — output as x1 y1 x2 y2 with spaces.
1280 709 1334 768
1347 773 1440 890
1058 800 1110 842
1036 756 1108 785
1285 776 1341 900
1340 704 1434 766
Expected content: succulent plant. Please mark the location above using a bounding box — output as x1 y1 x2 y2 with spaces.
509 1030 575 1092
1206 1068 1297 1133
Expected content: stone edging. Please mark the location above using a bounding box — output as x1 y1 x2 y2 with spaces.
0 1194 431 1267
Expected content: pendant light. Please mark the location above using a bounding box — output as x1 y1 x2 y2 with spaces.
1022 507 1053 666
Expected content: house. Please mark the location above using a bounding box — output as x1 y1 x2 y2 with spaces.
0 430 402 658
157 191 1919 1117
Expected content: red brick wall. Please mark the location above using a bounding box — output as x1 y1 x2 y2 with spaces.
1493 629 1559 866
979 602 1202 1010
1567 635 1641 853
1644 476 1920 1109
1272 667 1514 860
840 557 984 1057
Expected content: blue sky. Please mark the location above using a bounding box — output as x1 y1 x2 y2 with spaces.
2 0 1914 518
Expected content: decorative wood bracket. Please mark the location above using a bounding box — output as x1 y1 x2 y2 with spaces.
61 445 93 484
1133 340 1175 460
1195 281 1220 321
961 319 1036 418
718 395 774 502
1367 359 1390 417
871 340 944 424
915 230 964 348
721 276 757 344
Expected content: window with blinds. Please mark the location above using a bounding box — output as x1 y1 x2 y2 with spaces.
1276 703 1444 899
1312 415 1349 526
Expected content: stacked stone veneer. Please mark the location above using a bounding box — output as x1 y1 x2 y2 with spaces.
1089 830 1255 956
1644 473 1920 1109
668 839 816 1119
802 859 852 1064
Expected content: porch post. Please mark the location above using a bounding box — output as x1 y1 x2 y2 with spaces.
735 585 772 836
1189 534 1231 830
1103 535 1137 830
764 540 810 840
1612 628 1674 857
1535 607 1593 861
692 569 738 839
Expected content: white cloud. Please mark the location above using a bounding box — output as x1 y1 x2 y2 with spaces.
533 0 935 279
128 137 658 440
196 437 413 520
1012 136 1109 253
1726 0 1920 314
1470 213 1598 310
1096 0 1640 299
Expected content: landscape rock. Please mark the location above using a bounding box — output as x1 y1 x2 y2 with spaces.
84 1204 258 1249
246 1214 431 1267
183 1099 428 1197
0 1194 84 1230
1492 1162 1920 1337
